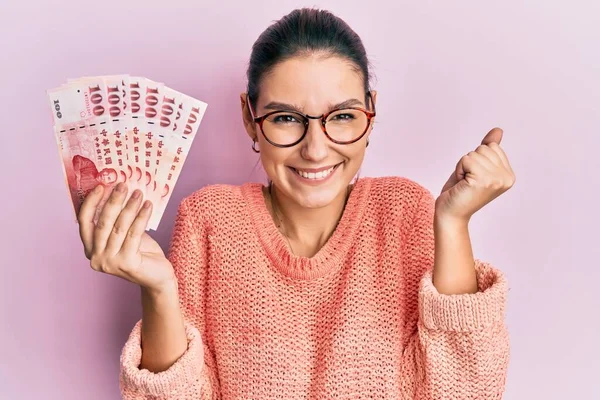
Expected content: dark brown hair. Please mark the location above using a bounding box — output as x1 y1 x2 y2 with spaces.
246 7 374 109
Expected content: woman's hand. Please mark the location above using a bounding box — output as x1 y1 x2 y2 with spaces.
435 127 516 223
77 182 176 294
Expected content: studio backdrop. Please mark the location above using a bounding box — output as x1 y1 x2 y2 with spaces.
1 0 598 399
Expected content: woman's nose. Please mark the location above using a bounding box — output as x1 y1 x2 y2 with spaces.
301 119 329 161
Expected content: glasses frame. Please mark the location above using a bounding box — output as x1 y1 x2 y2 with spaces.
247 91 376 148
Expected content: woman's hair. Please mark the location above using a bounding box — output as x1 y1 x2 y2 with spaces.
246 7 374 110
247 8 374 184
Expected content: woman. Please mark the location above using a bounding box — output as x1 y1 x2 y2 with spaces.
78 8 515 399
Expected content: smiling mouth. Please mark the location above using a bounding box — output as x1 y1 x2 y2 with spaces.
289 162 343 180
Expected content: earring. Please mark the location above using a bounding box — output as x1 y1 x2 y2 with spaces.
366 138 370 148
252 139 260 153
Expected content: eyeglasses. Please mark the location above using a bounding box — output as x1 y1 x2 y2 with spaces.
247 92 376 147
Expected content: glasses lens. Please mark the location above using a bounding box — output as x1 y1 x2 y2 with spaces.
263 112 307 145
325 109 369 143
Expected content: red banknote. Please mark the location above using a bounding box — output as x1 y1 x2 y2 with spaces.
47 75 207 230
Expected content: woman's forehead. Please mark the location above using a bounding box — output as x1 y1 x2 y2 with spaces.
258 56 365 108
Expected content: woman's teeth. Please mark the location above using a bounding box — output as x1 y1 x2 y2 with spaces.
293 165 337 179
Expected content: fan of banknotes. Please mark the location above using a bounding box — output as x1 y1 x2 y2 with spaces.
47 75 207 231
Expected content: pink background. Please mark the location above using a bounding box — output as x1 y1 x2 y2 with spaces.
1 0 598 398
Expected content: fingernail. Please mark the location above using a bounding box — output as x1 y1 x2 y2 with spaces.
132 190 140 199
93 185 102 194
144 200 151 209
117 183 125 193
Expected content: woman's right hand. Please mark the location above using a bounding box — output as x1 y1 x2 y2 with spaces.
78 182 176 294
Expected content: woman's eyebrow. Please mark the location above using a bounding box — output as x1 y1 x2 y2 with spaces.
330 98 364 109
263 98 364 113
263 101 304 112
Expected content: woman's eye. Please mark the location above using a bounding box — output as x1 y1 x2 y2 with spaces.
274 115 300 123
332 113 355 121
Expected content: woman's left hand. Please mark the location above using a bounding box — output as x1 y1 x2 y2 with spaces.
435 127 516 223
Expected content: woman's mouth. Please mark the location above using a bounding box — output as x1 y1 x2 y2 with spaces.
288 162 342 182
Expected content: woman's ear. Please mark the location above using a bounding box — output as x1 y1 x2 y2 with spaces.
240 92 257 140
370 90 377 109
369 90 377 130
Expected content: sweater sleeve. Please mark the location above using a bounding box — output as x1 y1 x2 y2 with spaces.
119 195 221 399
399 185 510 399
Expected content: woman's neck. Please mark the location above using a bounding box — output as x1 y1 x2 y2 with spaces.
265 182 351 257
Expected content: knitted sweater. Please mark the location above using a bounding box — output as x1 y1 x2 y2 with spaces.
119 176 510 399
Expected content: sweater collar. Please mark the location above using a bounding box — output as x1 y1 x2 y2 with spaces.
242 177 372 280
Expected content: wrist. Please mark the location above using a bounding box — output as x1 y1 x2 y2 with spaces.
142 278 178 300
434 211 470 230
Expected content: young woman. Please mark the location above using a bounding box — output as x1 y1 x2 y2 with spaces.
78 8 515 399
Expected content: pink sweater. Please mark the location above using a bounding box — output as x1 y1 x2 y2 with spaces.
119 176 510 399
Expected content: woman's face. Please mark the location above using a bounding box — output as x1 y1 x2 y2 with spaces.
241 55 376 209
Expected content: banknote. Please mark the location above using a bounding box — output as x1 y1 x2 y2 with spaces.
48 75 207 230
48 79 128 223
146 94 207 230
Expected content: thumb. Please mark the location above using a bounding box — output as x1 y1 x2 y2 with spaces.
441 170 459 194
482 127 503 146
